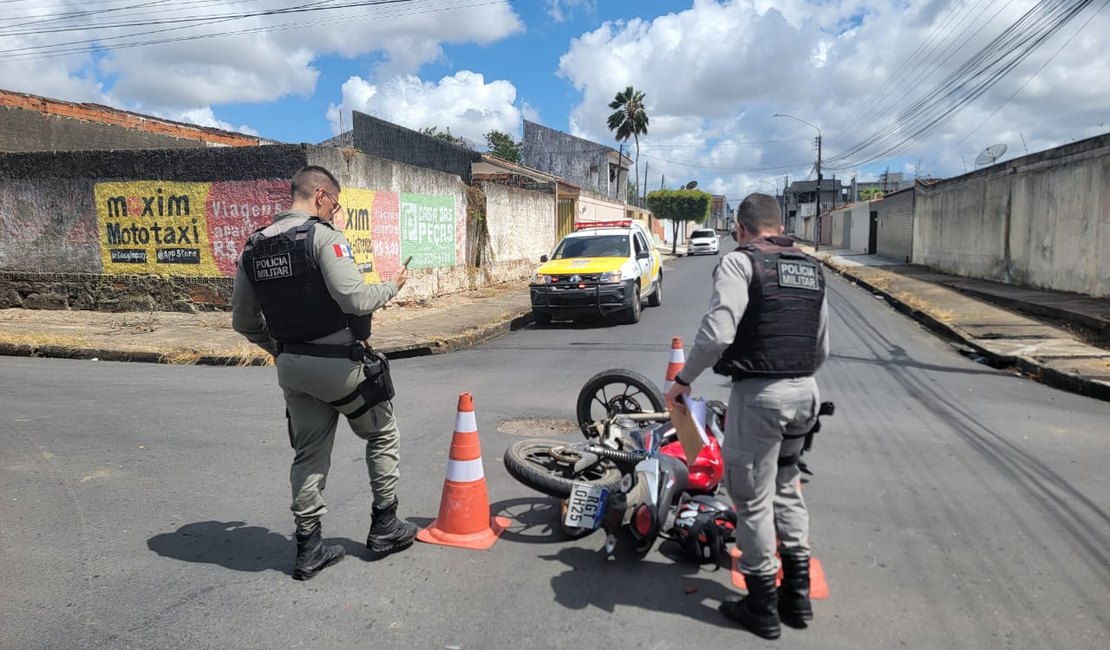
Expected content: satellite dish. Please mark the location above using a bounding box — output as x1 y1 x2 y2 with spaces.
974 144 1008 167
684 180 698 190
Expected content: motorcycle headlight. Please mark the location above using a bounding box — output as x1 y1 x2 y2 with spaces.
599 270 623 283
532 273 550 284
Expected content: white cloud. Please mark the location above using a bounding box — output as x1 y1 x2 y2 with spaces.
0 1 523 138
153 107 260 137
556 0 1110 197
547 0 597 23
327 71 522 146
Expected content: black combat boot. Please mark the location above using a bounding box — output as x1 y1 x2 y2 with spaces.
366 499 417 555
719 573 781 640
778 552 813 628
293 519 345 581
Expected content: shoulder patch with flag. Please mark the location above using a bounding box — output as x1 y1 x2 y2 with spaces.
333 243 353 259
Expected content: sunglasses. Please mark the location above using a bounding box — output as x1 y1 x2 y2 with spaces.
317 187 341 214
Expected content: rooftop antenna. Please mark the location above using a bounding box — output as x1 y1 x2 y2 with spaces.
974 143 1008 167
1019 133 1029 155
685 180 698 190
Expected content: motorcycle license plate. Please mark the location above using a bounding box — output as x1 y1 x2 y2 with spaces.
564 482 608 530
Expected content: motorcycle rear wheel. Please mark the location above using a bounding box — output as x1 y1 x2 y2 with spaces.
503 439 623 499
576 368 667 436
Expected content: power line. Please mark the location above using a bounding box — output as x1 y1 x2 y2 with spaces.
0 0 505 59
824 0 1102 170
929 0 1110 168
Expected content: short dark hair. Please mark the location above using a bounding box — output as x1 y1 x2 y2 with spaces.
736 193 781 233
291 165 340 201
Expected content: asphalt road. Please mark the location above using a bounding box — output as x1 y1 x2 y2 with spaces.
2 252 1108 649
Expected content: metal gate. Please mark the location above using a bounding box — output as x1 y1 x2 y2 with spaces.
557 198 575 239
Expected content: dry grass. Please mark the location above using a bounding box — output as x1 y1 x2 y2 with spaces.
160 348 205 365
0 331 90 348
230 343 275 366
895 291 955 323
862 272 893 292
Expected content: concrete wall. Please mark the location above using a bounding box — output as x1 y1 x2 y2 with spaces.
0 143 545 310
875 188 913 261
914 132 1110 296
352 111 479 184
577 194 627 222
848 203 872 254
522 120 623 201
481 181 556 267
829 207 847 248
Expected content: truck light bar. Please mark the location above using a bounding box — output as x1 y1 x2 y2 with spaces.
574 219 633 230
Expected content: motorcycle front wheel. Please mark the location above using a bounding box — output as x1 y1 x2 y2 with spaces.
503 439 623 499
576 368 667 436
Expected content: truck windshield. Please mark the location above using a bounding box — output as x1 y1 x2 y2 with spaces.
552 235 629 259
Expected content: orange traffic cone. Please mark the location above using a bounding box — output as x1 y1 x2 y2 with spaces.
417 393 509 550
728 478 829 599
729 548 829 600
663 336 686 392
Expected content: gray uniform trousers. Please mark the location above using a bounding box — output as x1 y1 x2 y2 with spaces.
723 375 820 576
277 351 400 523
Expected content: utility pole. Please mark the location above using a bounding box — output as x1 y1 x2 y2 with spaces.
616 142 624 201
783 174 789 233
774 113 823 251
815 133 823 252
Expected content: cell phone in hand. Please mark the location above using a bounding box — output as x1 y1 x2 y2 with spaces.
403 256 413 267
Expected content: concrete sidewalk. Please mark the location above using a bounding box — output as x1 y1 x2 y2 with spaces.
0 284 534 366
0 248 686 366
799 244 1110 402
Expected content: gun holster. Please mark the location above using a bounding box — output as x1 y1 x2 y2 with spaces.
357 349 395 407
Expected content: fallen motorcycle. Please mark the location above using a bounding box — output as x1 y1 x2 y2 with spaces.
503 369 725 557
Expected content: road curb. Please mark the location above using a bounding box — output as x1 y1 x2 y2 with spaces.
0 309 535 367
813 256 1110 403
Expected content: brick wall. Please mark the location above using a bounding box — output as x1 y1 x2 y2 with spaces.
0 90 263 152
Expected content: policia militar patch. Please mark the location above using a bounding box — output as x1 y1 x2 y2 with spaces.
252 252 294 280
777 259 821 291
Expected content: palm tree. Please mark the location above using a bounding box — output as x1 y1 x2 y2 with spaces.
607 86 649 204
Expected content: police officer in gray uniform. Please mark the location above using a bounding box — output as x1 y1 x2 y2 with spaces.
665 193 829 639
232 165 417 580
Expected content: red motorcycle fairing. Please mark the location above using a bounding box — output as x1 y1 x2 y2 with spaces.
661 436 724 494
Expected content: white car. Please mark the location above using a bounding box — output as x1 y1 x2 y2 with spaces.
687 228 720 255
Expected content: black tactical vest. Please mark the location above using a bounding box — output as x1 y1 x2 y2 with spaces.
241 218 370 344
713 236 825 380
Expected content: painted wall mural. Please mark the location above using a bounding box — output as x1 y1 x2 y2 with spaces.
88 179 458 280
400 193 457 269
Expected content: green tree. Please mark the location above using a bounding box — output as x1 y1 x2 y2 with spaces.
646 188 712 256
607 86 649 203
858 187 884 201
420 126 474 149
484 130 522 163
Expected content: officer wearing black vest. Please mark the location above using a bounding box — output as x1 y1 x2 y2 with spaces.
665 193 829 639
232 165 417 581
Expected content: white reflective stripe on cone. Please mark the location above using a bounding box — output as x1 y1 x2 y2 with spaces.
670 350 684 362
446 457 485 482
454 410 477 433
663 380 674 392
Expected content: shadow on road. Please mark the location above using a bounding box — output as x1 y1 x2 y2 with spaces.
491 496 602 545
147 521 293 575
540 546 736 627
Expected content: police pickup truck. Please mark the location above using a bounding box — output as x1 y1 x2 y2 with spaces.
529 220 663 325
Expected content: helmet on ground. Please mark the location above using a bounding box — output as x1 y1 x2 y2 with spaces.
670 494 737 563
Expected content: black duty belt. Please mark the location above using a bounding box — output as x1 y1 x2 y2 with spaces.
277 342 364 361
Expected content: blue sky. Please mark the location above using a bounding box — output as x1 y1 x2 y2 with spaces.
2 1 1108 198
